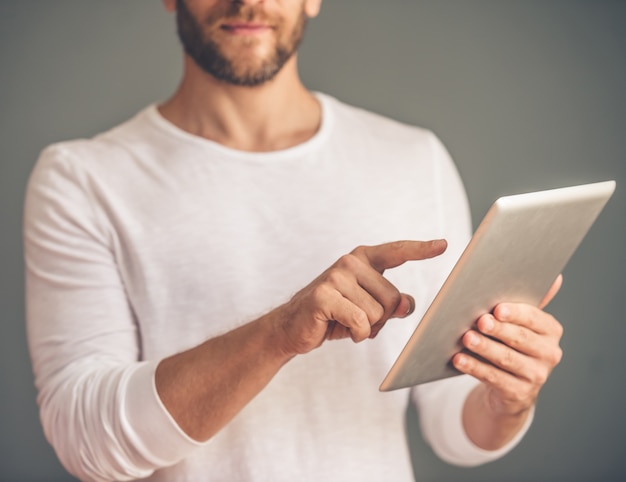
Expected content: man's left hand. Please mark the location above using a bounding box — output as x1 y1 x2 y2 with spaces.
452 275 564 416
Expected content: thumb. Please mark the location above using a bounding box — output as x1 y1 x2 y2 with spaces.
369 294 416 339
391 293 416 319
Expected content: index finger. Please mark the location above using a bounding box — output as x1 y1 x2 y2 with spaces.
352 239 448 273
492 302 562 337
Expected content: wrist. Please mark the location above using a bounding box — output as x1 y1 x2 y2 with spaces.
483 385 534 418
463 384 535 451
259 305 300 362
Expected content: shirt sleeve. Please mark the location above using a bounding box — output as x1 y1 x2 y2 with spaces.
412 375 534 466
409 132 534 466
23 144 204 482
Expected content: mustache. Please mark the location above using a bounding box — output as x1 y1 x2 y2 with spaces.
206 4 275 26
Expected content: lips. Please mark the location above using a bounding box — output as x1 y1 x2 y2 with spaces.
220 21 273 35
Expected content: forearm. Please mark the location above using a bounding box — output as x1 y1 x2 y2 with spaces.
462 383 532 451
155 307 294 442
155 241 448 443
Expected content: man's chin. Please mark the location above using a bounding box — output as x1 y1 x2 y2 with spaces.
210 52 285 86
215 68 280 87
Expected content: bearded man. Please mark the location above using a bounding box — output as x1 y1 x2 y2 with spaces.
24 1 564 481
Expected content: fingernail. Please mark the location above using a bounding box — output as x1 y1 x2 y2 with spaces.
455 354 467 368
405 295 415 316
467 332 479 346
483 316 494 332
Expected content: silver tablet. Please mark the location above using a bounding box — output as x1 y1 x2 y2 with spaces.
379 180 616 391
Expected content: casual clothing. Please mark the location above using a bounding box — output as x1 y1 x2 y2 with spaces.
24 93 531 482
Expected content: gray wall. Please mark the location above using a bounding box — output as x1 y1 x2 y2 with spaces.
1 1 624 481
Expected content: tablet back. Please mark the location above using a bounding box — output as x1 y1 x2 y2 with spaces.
379 180 616 391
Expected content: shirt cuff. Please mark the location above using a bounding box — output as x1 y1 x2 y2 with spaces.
431 375 535 466
122 360 207 467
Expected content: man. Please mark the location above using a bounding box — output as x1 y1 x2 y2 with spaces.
23 1 563 481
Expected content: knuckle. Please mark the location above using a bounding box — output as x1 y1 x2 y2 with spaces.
553 320 564 339
549 346 563 366
499 350 518 372
382 289 402 313
391 289 402 307
509 326 529 350
531 369 548 386
311 283 332 304
371 303 385 323
350 312 370 341
349 246 367 258
336 253 361 271
325 268 346 287
517 326 529 344
353 309 369 328
484 369 500 387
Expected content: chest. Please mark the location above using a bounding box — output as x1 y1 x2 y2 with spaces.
102 148 441 357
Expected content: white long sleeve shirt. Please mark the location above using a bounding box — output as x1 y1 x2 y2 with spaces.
24 93 531 481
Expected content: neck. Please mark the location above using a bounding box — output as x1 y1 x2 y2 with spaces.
159 55 321 152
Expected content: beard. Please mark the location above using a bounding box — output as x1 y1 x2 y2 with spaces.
175 0 308 87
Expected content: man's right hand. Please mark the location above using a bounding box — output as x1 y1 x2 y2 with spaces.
273 239 448 356
156 239 447 442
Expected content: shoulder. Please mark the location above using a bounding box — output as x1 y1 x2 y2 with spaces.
317 93 456 182
318 92 438 148
33 106 157 179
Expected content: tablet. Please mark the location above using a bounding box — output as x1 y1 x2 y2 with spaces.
379 180 616 391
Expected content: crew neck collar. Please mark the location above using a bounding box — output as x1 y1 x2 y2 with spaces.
144 92 334 161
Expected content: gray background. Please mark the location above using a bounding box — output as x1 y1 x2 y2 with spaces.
1 1 624 481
